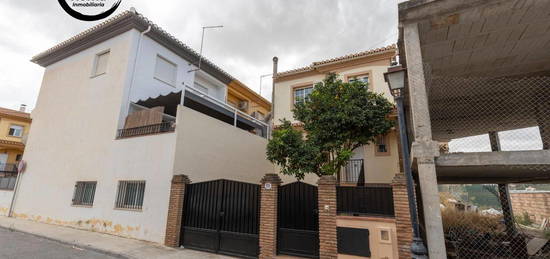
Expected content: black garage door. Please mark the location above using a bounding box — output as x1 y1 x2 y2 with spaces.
277 181 319 258
180 179 260 258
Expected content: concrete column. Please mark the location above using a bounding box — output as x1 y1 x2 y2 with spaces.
403 22 447 258
317 175 338 259
164 174 191 247
259 174 282 259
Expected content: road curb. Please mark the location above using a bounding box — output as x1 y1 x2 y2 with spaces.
0 225 129 259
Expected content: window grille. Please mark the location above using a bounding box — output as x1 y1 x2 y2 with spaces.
115 181 146 210
72 181 97 206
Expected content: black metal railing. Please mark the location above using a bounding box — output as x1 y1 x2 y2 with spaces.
0 163 17 173
0 171 17 190
339 159 364 184
117 121 175 139
337 185 395 217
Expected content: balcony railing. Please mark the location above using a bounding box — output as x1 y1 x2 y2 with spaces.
0 163 17 173
117 121 175 139
338 159 364 184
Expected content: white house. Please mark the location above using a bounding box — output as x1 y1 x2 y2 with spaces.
9 10 272 244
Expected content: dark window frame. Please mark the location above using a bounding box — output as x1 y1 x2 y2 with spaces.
72 181 97 206
115 180 146 210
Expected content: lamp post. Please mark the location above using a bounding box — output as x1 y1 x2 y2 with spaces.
384 65 428 258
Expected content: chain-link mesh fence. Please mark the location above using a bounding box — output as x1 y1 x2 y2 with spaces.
426 76 549 154
440 184 550 259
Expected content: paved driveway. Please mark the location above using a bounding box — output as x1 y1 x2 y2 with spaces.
0 227 121 259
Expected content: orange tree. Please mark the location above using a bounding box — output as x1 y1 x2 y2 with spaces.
267 73 394 180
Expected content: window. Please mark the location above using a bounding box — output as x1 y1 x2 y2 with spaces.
72 181 97 206
92 51 109 76
194 82 209 95
348 74 369 85
8 125 24 137
115 181 146 210
15 154 22 162
154 55 177 86
0 175 16 190
375 134 390 156
293 86 313 104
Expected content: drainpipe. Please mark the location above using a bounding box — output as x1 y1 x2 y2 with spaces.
123 24 151 125
270 57 278 130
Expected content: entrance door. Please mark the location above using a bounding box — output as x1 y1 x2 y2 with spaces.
180 179 260 258
277 181 319 258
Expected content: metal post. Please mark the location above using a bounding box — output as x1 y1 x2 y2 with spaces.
395 95 428 258
234 109 238 127
271 57 278 123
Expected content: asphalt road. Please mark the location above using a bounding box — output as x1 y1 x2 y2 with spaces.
0 227 121 259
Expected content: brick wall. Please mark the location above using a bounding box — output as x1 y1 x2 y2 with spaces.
510 191 550 224
259 174 282 259
391 173 413 259
318 175 337 259
164 174 190 247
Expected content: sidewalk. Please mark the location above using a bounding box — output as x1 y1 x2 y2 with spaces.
0 216 234 259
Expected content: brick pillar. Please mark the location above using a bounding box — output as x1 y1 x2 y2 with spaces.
391 173 413 259
318 175 337 259
259 174 282 259
164 174 191 247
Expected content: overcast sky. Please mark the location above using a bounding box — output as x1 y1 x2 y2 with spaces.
0 0 399 112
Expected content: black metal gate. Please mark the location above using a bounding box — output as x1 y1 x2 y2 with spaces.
180 179 260 258
277 181 319 258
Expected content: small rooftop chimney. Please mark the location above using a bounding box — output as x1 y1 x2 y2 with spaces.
19 104 26 112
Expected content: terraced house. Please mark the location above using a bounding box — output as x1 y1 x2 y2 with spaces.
268 46 414 259
0 105 30 215
9 10 273 254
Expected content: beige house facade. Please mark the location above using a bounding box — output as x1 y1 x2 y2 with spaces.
271 46 409 259
273 45 400 185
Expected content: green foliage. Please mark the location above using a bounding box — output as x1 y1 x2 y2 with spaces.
515 211 533 226
266 73 394 180
463 185 501 209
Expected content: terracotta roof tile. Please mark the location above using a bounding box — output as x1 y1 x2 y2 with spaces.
276 44 397 77
32 10 236 83
0 107 31 120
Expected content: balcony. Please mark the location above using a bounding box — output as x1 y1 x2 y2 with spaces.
0 163 17 174
118 86 269 139
117 121 175 138
338 159 364 185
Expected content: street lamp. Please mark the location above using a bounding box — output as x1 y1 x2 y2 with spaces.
384 65 428 259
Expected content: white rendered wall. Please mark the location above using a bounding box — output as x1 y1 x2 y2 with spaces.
129 35 226 104
173 106 272 184
0 190 13 216
13 30 176 243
